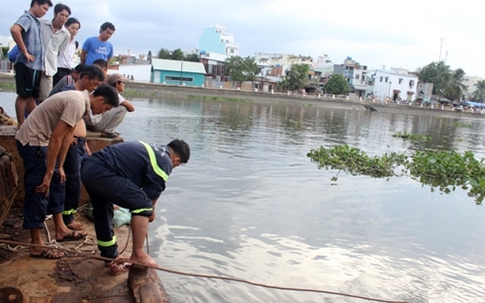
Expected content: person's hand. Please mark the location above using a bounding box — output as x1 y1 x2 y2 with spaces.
149 207 155 223
58 167 66 183
35 173 53 197
71 136 78 147
24 52 35 62
84 142 92 156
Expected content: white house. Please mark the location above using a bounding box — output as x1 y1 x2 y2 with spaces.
372 68 418 102
108 64 152 82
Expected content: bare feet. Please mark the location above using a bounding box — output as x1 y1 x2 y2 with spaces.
130 251 160 269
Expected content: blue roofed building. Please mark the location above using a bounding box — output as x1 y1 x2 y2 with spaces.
151 58 206 87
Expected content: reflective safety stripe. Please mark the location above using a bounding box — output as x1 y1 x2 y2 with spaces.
97 235 117 247
62 209 77 215
139 141 169 181
132 208 153 214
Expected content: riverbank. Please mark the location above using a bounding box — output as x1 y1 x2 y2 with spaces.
2 72 484 121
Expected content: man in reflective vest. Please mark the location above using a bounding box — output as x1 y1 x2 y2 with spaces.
81 139 190 274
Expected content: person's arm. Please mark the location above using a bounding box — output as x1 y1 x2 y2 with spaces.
56 129 75 177
35 120 73 196
80 49 87 64
121 100 135 112
10 24 34 62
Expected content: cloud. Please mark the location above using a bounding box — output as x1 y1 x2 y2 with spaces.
0 0 483 76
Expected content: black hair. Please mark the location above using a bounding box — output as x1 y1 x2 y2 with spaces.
54 3 70 15
65 17 80 28
79 65 105 82
92 59 108 69
73 63 86 74
92 84 119 107
168 139 190 163
100 22 115 32
31 0 53 7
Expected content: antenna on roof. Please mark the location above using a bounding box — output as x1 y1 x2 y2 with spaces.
439 37 444 62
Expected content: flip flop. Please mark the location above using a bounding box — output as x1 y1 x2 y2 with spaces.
56 231 87 242
31 248 64 259
66 221 85 230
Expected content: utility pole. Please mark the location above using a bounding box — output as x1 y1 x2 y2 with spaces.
180 59 183 85
439 37 444 62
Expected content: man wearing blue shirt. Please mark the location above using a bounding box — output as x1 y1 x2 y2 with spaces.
10 0 53 129
81 140 190 274
80 22 115 66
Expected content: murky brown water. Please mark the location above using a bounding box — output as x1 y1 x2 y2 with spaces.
2 92 485 302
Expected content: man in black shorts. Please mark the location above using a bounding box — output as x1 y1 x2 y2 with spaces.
10 0 53 128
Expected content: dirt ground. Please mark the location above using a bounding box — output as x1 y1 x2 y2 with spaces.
0 208 137 303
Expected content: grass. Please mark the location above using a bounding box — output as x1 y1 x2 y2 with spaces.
0 82 16 91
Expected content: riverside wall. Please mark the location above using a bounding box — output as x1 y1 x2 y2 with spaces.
2 72 484 120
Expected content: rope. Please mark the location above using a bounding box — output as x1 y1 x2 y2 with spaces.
0 239 410 303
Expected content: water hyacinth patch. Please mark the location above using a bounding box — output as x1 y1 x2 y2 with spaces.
308 146 485 204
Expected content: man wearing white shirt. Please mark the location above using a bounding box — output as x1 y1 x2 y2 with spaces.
39 3 70 102
53 17 80 86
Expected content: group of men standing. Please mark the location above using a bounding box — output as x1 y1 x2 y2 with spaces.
9 0 191 275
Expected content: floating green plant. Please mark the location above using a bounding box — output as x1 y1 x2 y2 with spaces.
308 145 485 204
392 131 431 142
307 145 408 178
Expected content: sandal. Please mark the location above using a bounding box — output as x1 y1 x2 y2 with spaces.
66 221 85 230
56 231 87 242
31 248 64 259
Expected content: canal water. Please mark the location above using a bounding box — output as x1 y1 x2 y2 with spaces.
2 91 485 302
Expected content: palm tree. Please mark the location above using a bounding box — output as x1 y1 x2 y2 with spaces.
445 68 467 101
471 80 485 102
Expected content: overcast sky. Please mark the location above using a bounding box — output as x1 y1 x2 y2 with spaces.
0 0 482 77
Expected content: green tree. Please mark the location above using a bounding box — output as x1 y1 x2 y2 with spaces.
184 53 199 62
224 55 258 84
324 74 350 95
1 46 8 60
157 48 171 59
276 64 310 92
471 80 485 102
417 61 467 101
242 56 258 82
170 48 184 61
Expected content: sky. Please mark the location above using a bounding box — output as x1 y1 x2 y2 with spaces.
0 0 483 77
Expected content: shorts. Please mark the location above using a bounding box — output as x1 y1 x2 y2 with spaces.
14 62 41 99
